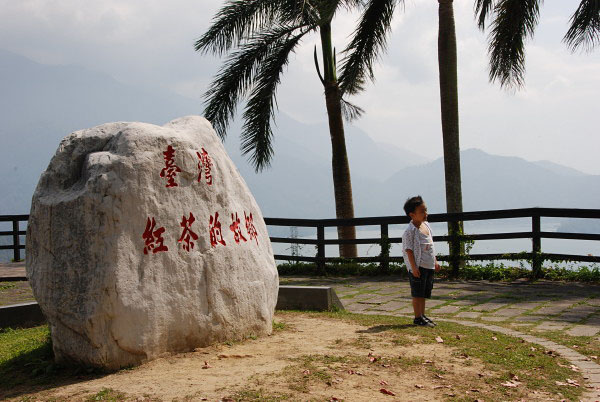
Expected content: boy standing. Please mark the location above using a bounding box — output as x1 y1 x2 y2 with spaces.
402 196 441 327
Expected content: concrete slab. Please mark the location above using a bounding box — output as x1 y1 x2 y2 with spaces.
432 305 461 314
455 311 481 319
567 325 600 337
276 286 344 311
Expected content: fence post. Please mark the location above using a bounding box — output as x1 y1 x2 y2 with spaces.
380 223 389 273
317 225 325 275
12 219 21 262
448 220 461 277
532 214 542 278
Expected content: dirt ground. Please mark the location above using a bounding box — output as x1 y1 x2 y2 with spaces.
11 313 557 401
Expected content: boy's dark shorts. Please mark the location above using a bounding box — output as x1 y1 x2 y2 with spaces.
409 267 435 298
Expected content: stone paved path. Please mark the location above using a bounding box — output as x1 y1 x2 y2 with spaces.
0 262 26 280
280 276 600 337
281 276 600 400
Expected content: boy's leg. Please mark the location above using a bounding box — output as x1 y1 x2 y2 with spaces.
412 297 420 318
420 298 426 317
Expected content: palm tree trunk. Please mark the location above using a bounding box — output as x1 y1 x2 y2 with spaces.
320 22 358 258
438 0 464 275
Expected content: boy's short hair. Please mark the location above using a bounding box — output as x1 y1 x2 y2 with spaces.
403 195 424 216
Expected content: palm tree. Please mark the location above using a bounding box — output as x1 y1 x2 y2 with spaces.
195 0 384 258
437 0 464 275
475 0 600 88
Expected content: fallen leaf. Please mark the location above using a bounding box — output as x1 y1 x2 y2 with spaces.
569 365 580 372
455 334 461 340
477 373 485 378
202 361 212 369
470 388 481 392
380 388 396 396
423 360 434 365
369 356 378 363
510 373 519 381
591 355 598 360
329 398 340 402
434 374 445 379
302 369 311 375
381 364 391 368
492 336 498 341
530 346 536 352
433 385 451 389
566 378 580 387
501 381 521 387
415 384 424 389
435 336 444 343
380 380 388 386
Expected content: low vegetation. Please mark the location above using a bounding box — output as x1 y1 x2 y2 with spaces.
278 261 600 282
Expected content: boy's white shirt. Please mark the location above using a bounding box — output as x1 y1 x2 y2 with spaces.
402 220 436 271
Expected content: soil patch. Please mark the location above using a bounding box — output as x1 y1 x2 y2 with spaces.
9 312 566 401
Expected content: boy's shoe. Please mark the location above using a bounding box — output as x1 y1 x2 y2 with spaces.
422 315 437 326
413 316 435 327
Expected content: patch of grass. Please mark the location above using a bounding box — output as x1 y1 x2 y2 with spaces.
272 320 288 332
224 388 292 401
85 388 126 401
0 282 16 291
305 311 584 401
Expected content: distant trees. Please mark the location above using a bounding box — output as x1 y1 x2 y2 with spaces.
475 0 600 88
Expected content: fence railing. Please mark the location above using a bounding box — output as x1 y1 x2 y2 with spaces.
265 207 600 277
2 208 599 277
0 215 28 262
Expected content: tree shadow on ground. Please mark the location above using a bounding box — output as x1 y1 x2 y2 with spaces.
0 340 112 400
355 324 414 334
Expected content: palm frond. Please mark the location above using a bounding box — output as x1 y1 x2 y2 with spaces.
564 0 600 52
203 25 305 139
474 0 497 30
340 98 365 122
338 0 399 96
195 0 313 55
241 28 310 171
487 0 540 88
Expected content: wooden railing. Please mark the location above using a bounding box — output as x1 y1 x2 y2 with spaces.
2 208 599 277
265 207 600 277
0 215 28 263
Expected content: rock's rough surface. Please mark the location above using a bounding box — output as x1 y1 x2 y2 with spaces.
26 116 278 369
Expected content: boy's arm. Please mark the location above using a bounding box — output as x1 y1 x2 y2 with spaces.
406 249 420 278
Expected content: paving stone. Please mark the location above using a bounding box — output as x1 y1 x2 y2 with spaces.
396 306 416 314
432 305 461 314
472 302 508 312
587 298 600 307
513 315 545 322
370 302 410 312
455 312 481 319
567 325 600 337
535 304 573 315
534 321 568 331
450 299 477 306
494 308 528 317
481 316 507 322
345 303 373 313
425 300 446 307
510 301 545 310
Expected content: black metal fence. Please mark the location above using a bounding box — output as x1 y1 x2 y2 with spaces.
2 208 599 277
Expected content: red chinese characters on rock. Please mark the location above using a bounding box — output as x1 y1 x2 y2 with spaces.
209 212 226 247
245 212 259 245
142 217 169 254
229 212 247 244
196 147 213 185
160 145 182 188
178 212 199 252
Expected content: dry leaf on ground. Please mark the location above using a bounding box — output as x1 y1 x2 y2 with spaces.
380 388 396 396
435 336 444 343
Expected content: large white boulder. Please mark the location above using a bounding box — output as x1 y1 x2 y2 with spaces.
26 116 279 369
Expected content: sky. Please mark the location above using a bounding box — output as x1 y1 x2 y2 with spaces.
1 0 599 174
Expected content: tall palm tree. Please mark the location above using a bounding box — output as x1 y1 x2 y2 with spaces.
437 0 464 275
475 0 600 88
195 0 382 258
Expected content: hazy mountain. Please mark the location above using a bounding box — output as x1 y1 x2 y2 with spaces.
1 49 598 225
0 49 428 217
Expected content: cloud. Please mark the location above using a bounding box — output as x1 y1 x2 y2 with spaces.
0 0 598 174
